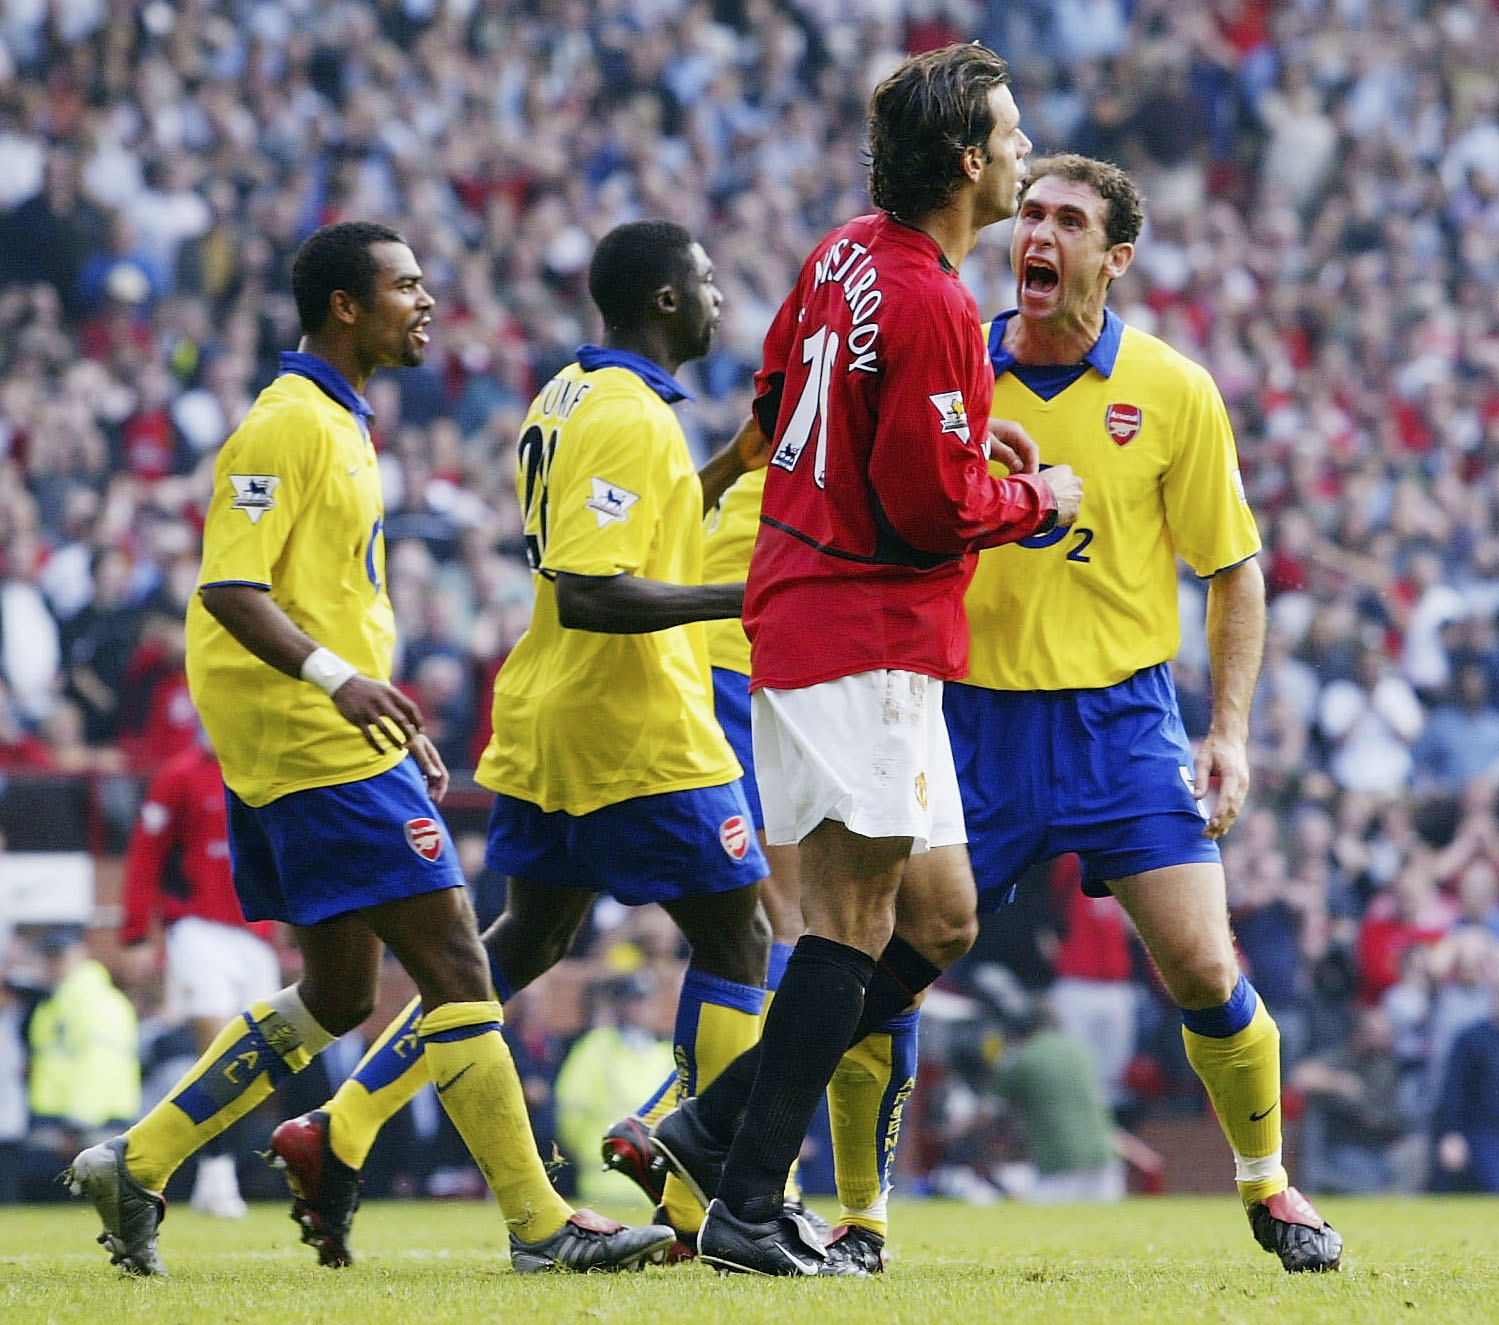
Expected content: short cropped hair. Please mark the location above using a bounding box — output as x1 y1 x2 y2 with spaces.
588 221 696 331
868 43 1011 223
292 221 406 335
1021 154 1145 248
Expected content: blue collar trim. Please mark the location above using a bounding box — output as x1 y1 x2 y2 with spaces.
277 351 375 428
576 344 692 403
986 307 1125 378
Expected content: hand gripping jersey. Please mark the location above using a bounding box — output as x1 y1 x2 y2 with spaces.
968 310 1262 691
187 354 400 806
743 214 1054 691
475 347 741 815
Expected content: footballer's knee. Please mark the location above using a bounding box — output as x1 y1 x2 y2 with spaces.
297 980 376 1037
1161 943 1241 1011
898 905 976 971
894 844 977 970
671 890 772 987
485 913 574 990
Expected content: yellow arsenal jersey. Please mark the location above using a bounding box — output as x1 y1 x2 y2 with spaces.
967 310 1261 691
699 467 762 676
476 350 741 814
187 359 401 806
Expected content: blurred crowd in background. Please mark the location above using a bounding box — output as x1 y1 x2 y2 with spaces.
5 0 1499 1207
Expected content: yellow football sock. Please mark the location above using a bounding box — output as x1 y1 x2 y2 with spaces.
326 996 429 1170
1182 993 1288 1205
636 1068 680 1130
661 969 764 1235
829 1007 918 1237
126 988 331 1190
419 1000 572 1243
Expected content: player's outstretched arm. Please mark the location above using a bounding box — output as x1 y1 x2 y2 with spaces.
697 414 770 513
554 571 743 634
1197 557 1266 839
200 583 424 755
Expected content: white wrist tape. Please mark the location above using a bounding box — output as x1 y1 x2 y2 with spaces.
300 646 358 697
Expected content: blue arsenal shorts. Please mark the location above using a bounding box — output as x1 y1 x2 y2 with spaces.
711 665 762 830
485 780 769 906
944 663 1221 910
227 755 464 925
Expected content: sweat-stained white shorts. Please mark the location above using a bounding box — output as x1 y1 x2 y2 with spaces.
164 916 281 1021
750 670 967 852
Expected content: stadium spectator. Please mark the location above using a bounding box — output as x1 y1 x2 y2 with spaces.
1317 643 1425 797
59 545 144 746
554 972 675 1207
1044 856 1139 1111
1290 1004 1426 1195
21 924 140 1202
118 726 281 1217
1357 860 1459 1006
1431 942 1499 1193
1411 663 1499 792
1 0 1499 1214
991 991 1127 1204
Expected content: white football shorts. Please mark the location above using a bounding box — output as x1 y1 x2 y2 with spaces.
751 670 966 852
164 916 281 1021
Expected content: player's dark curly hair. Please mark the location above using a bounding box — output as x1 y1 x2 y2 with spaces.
868 43 1011 223
588 221 696 331
1021 154 1145 248
292 221 406 335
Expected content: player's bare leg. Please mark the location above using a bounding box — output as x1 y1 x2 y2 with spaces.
362 887 673 1272
1110 864 1341 1271
699 821 908 1274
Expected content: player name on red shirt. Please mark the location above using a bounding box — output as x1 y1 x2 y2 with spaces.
745 213 1053 691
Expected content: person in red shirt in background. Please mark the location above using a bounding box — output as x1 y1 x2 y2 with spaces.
1046 855 1139 1113
119 723 281 1217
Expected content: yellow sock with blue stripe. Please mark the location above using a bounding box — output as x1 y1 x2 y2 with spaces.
325 995 428 1170
320 938 519 1170
419 1000 573 1243
634 946 789 1133
635 1068 680 1130
660 966 765 1235
124 986 333 1190
829 1008 919 1237
1180 975 1288 1205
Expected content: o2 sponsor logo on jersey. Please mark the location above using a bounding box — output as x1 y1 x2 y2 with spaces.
719 814 750 861
1105 403 1142 445
405 816 445 861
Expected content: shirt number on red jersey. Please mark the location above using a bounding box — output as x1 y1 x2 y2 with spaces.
518 423 559 572
771 325 839 488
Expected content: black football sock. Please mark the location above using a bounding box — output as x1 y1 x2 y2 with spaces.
692 935 943 1143
716 935 875 1225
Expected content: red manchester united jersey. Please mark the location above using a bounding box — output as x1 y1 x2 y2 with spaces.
743 214 1053 690
120 741 273 944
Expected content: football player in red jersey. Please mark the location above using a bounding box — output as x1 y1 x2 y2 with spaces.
120 729 281 1216
673 43 1081 1277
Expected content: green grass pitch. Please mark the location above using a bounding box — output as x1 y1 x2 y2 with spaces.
3 1195 1494 1324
